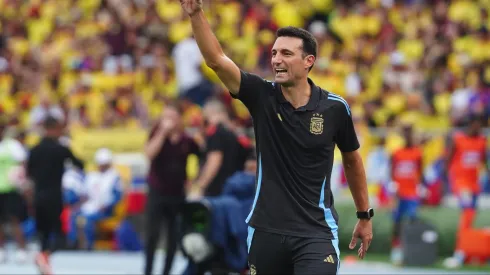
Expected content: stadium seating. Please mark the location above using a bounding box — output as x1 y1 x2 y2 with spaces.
0 0 488 135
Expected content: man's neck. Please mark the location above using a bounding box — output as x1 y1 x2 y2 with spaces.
281 78 311 109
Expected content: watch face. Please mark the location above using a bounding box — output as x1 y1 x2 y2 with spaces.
368 208 374 217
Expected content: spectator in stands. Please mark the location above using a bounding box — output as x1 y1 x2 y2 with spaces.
62 163 86 247
193 99 247 197
468 68 490 126
144 103 201 275
68 148 123 251
365 136 391 207
0 122 28 263
26 116 84 275
450 78 474 126
28 93 65 132
0 0 488 140
172 36 214 106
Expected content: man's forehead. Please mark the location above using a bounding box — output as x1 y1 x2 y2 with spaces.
272 36 303 51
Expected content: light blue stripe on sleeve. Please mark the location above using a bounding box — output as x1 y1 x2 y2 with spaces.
246 153 262 223
328 96 351 116
328 93 348 103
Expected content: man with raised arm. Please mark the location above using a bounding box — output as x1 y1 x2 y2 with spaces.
179 1 373 274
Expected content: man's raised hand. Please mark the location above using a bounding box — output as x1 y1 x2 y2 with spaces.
179 0 203 16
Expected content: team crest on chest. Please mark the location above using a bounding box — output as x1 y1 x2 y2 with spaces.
310 113 324 135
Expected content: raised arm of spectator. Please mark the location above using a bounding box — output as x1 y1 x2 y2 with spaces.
180 0 241 95
145 124 168 160
145 119 176 160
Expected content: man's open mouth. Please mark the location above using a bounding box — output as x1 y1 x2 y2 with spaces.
275 69 287 76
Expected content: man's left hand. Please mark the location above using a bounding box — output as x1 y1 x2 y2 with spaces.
349 219 373 259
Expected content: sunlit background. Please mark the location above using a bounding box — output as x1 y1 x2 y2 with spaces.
0 0 489 274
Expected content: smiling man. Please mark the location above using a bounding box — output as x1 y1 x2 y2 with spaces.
179 1 373 274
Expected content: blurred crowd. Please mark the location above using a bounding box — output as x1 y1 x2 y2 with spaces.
1 0 490 200
0 0 488 135
0 0 489 176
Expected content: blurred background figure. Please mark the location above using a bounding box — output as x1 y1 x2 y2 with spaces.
172 36 214 106
444 114 489 268
68 148 122 251
193 100 248 198
28 93 65 133
389 124 424 265
26 117 84 274
61 162 86 249
144 103 201 275
0 121 28 263
365 136 391 208
446 115 488 230
221 150 258 218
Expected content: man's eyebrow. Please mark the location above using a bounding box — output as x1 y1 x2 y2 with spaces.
271 48 295 53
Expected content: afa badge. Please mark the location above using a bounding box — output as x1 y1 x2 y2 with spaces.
310 113 323 135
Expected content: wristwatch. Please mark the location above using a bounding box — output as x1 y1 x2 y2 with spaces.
356 208 374 220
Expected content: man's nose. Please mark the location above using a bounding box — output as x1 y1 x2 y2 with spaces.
272 57 282 66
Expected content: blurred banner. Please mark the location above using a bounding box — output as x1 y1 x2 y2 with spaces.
70 128 148 161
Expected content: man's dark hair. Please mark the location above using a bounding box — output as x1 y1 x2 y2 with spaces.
276 26 318 71
43 116 60 130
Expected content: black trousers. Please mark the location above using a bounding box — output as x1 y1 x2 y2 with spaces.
144 191 183 275
35 199 64 253
0 191 27 222
248 228 340 275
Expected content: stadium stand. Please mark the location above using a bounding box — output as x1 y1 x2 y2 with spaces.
0 0 489 255
0 0 488 146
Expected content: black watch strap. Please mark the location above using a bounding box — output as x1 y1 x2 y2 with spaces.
356 208 374 220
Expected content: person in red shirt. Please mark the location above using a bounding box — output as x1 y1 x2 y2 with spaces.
445 115 488 231
390 124 424 264
444 114 489 266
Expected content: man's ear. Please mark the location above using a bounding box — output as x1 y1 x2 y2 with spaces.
305 55 315 70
